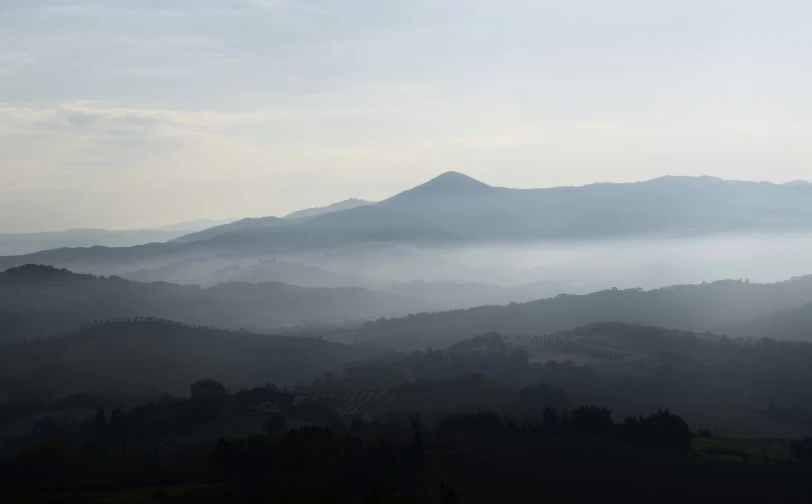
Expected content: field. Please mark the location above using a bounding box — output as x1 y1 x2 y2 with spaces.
692 436 795 463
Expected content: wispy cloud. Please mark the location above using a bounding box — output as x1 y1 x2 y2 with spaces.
111 35 219 47
1 50 35 66
0 102 282 135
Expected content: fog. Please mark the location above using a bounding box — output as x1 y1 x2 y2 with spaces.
285 233 812 295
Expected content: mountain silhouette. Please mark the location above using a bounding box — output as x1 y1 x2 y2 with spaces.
171 216 290 244
284 198 372 220
3 173 812 273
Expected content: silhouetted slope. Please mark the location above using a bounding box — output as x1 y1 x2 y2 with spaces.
0 320 380 397
284 198 372 220
0 228 190 256
348 276 812 350
2 174 812 271
171 216 290 244
0 265 427 341
722 302 812 341
124 257 368 288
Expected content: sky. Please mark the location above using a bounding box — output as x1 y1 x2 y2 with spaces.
2 0 812 232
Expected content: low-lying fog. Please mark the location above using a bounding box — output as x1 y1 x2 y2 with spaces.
112 233 812 312
286 233 812 292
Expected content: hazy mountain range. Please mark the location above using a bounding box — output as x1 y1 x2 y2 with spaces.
0 219 235 257
283 198 372 220
2 173 812 301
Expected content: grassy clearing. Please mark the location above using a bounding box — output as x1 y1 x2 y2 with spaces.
692 437 794 463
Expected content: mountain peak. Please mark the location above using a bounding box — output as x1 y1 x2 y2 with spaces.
426 171 490 188
382 172 491 205
409 171 491 194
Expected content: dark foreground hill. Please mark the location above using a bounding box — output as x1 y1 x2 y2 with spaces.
342 275 812 350
0 320 379 400
0 265 426 341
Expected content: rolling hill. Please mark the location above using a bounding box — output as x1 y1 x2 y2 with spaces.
341 275 812 350
0 265 427 341
721 302 812 342
0 320 380 399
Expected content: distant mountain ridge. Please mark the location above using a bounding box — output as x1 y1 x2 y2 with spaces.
170 216 291 244
284 198 372 220
0 219 235 256
178 172 812 248
2 173 812 273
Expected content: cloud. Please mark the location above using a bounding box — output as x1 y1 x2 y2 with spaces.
0 102 282 136
1 50 35 66
111 35 219 47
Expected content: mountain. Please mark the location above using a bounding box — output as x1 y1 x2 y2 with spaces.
0 265 428 341
0 228 191 256
3 173 812 274
156 218 236 232
341 275 812 350
284 198 372 220
0 219 236 256
160 172 812 249
170 216 290 244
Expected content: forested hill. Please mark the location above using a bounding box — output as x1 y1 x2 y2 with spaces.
0 265 427 341
345 275 812 350
722 302 812 341
0 319 380 400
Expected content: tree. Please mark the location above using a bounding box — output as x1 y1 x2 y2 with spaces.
624 410 692 451
108 408 128 452
190 379 227 398
518 384 570 418
408 412 423 431
263 413 287 437
569 405 613 438
93 409 107 437
543 407 560 431
440 480 458 504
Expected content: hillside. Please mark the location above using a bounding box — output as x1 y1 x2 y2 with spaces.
342 275 812 350
122 256 368 288
0 320 380 399
721 302 812 341
304 324 812 437
0 265 427 341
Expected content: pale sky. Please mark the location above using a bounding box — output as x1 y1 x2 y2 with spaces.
2 0 812 232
